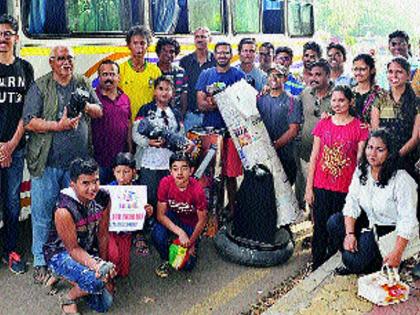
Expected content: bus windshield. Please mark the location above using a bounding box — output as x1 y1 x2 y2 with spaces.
22 0 313 37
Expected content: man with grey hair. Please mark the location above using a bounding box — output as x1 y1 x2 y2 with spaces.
180 26 216 131
23 45 102 283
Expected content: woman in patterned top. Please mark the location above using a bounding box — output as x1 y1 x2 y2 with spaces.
305 85 369 270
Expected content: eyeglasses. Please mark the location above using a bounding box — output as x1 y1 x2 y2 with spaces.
50 55 75 62
0 31 16 39
353 67 368 72
100 72 117 77
259 52 272 57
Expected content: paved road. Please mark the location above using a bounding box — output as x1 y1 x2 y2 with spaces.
0 220 310 315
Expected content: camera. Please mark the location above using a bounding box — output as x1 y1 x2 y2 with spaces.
66 87 90 118
137 112 191 152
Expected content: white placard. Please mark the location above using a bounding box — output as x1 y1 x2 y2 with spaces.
102 185 147 232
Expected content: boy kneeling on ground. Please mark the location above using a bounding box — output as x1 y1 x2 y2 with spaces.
43 158 116 314
152 153 208 278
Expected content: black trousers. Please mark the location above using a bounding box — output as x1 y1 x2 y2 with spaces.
312 188 347 270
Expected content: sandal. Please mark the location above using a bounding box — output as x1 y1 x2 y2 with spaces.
33 265 49 285
60 296 81 315
44 274 60 295
133 235 149 256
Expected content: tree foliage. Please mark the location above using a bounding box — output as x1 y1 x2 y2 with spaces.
316 0 420 46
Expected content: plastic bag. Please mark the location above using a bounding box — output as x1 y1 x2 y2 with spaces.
357 264 410 306
168 239 190 270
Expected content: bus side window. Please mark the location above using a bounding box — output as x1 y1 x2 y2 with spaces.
24 0 142 36
288 1 314 37
152 0 180 34
188 0 223 33
0 1 7 15
131 0 145 26
262 0 285 34
67 0 125 32
152 0 223 34
231 0 259 34
27 0 67 35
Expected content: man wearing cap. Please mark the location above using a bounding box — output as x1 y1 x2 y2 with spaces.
257 65 302 184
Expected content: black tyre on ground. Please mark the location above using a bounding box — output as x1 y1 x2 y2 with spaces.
214 225 294 267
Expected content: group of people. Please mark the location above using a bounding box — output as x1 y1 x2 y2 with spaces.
0 11 419 314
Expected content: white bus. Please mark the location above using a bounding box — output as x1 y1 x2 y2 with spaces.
3 0 314 79
0 0 314 225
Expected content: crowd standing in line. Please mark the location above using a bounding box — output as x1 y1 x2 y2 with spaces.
0 13 419 314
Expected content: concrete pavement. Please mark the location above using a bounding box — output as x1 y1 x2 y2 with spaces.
0 220 311 315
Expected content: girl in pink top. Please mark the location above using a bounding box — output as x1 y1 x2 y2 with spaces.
305 85 369 270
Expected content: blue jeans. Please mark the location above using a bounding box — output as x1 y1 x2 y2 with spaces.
31 167 70 266
183 111 203 132
0 149 24 256
151 211 198 271
327 212 382 274
48 251 113 313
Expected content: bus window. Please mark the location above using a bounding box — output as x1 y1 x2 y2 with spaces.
151 0 223 34
288 0 314 37
152 0 183 34
23 0 144 36
0 2 7 15
188 0 223 33
231 0 259 34
27 0 67 34
262 0 285 34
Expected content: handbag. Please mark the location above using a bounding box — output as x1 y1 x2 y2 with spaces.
168 239 190 270
357 264 410 306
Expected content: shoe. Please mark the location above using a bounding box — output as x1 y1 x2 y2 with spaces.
155 262 170 278
4 252 26 274
334 266 353 276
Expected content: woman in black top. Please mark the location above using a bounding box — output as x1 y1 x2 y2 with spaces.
351 53 385 125
371 57 420 178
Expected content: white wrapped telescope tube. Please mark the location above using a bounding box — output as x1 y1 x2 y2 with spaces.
213 80 300 226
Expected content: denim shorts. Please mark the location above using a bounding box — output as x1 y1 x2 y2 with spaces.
48 251 113 312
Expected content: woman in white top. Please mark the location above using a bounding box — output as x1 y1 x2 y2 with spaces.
326 129 418 274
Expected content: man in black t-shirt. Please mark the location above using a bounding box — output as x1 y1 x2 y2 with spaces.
0 14 34 274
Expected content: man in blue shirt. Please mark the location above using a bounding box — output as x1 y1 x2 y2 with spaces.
196 42 245 129
196 42 245 216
